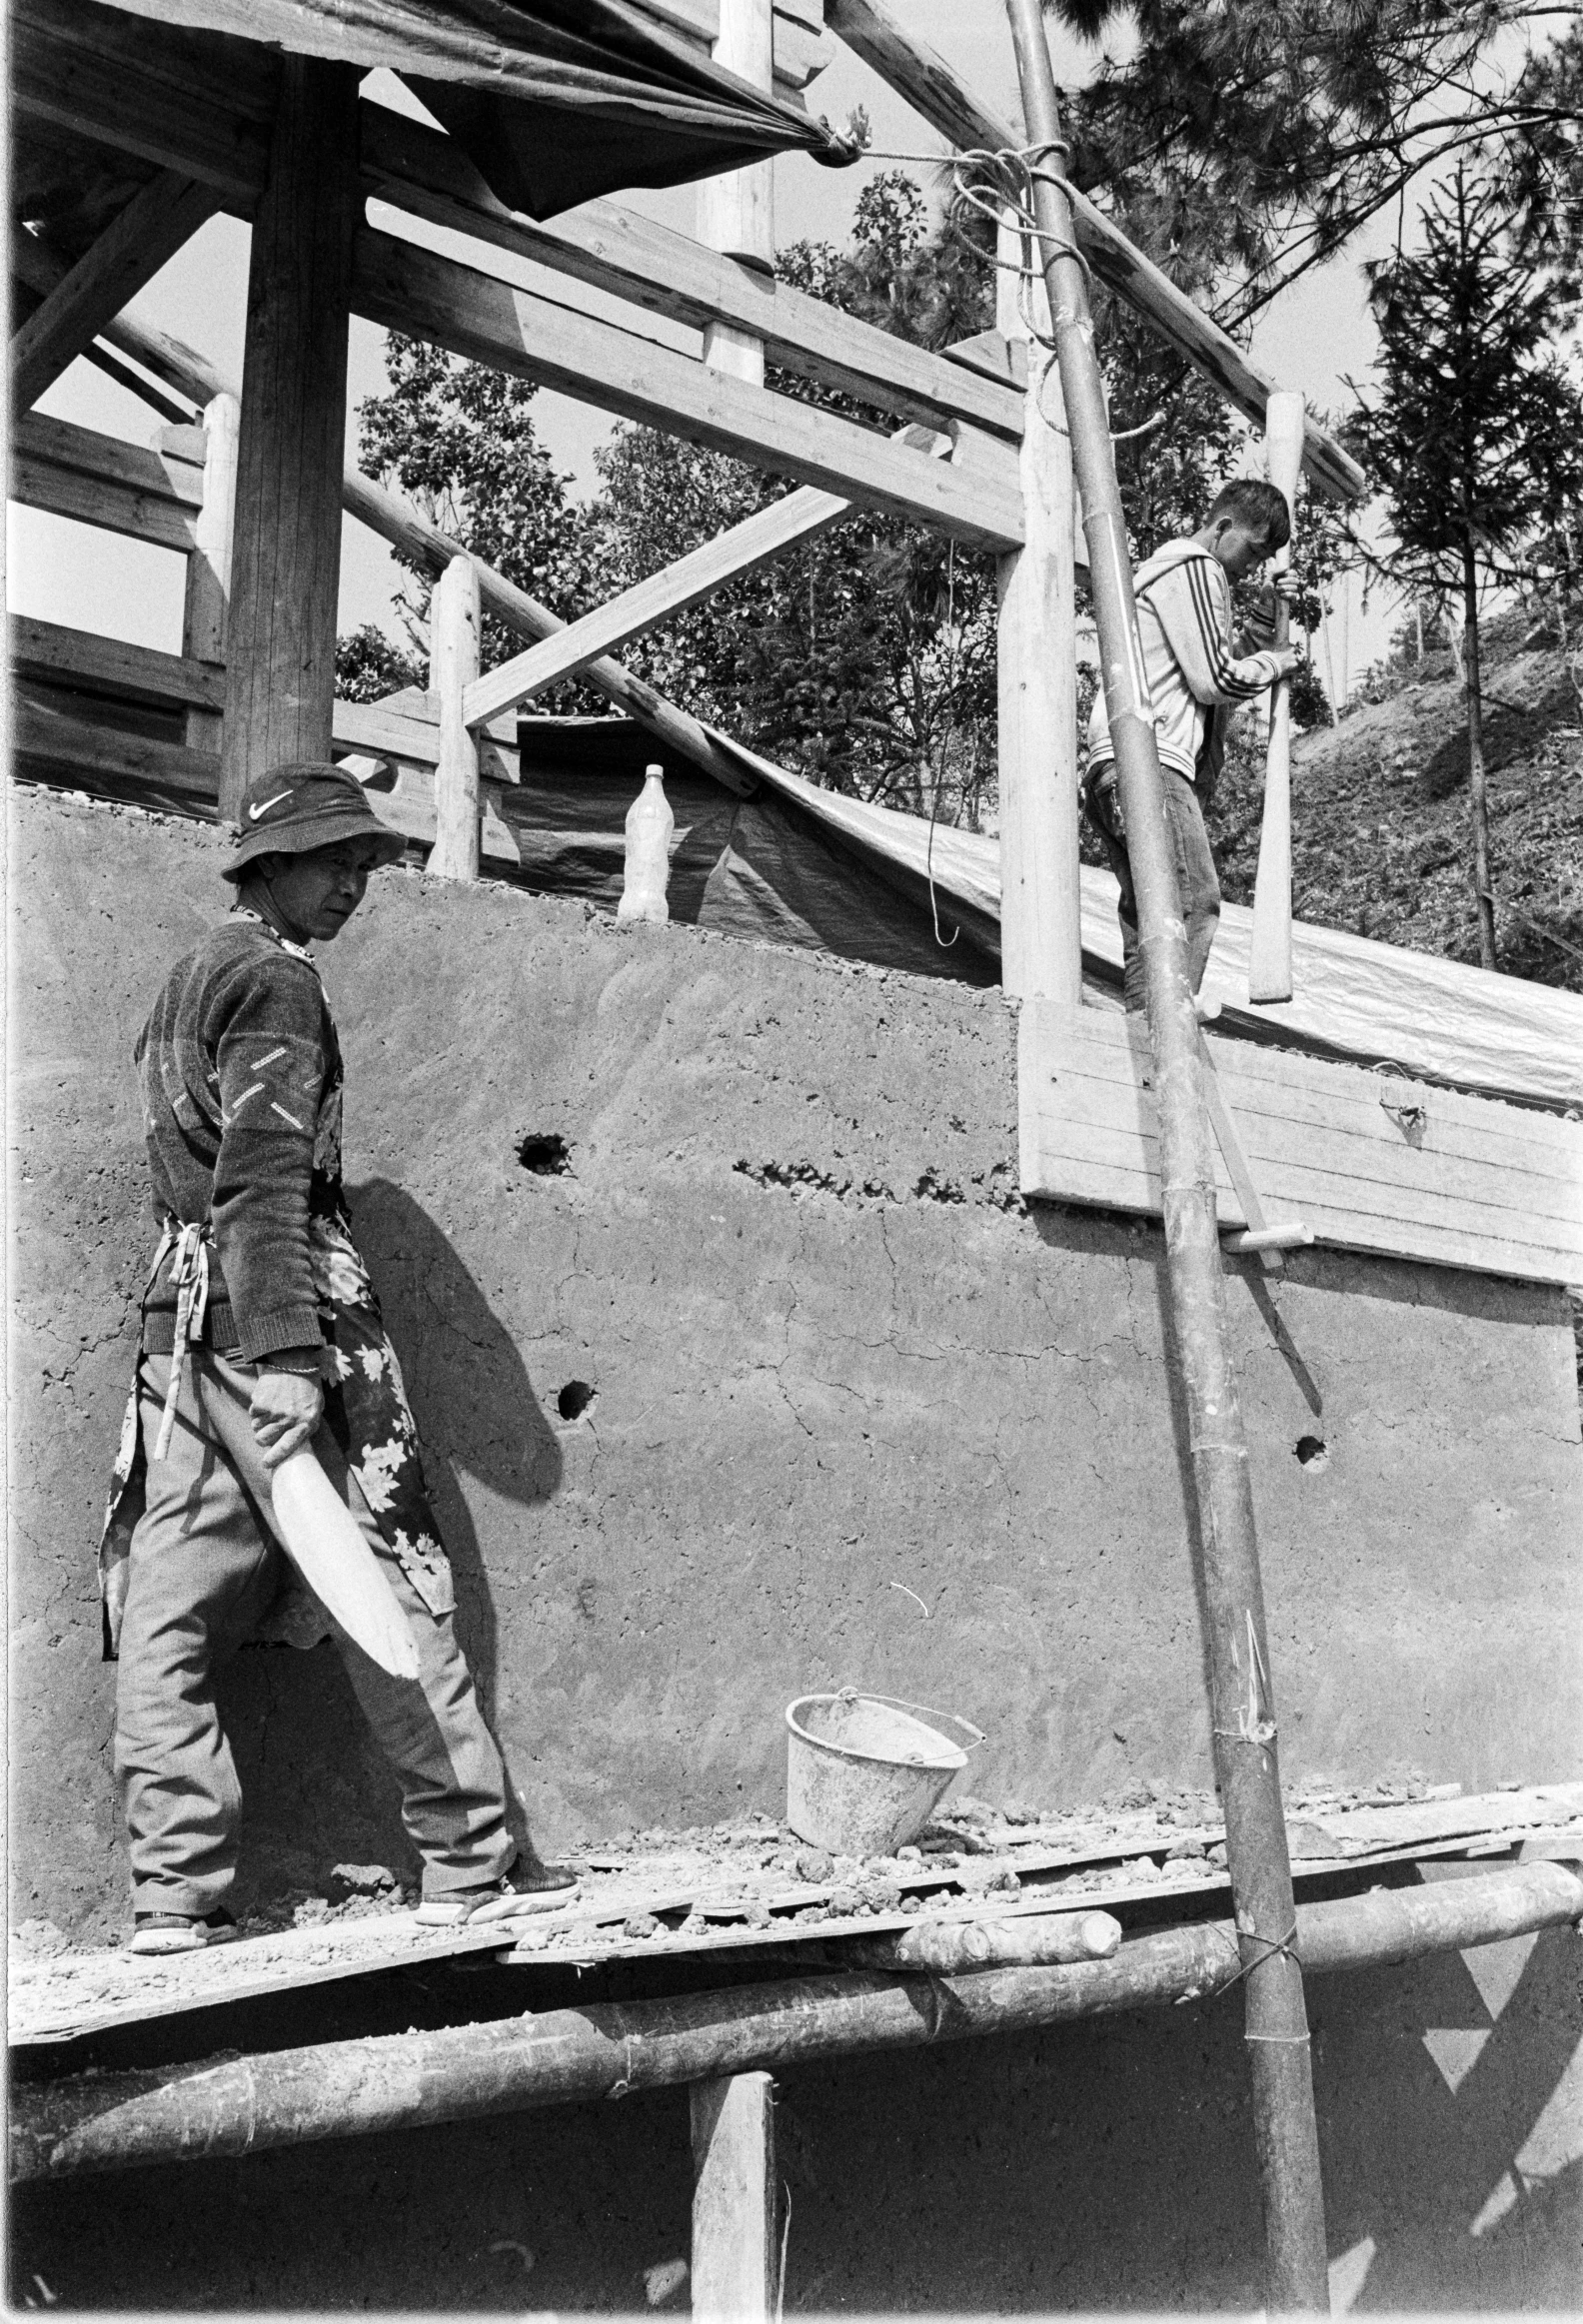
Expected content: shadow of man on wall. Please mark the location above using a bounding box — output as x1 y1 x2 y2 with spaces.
347 1176 565 1851
217 1180 563 1893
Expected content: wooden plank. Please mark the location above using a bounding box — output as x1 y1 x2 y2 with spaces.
1030 1051 1581 1243
10 173 223 412
1022 1125 1567 1280
691 2073 777 2324
1018 1000 1583 1283
10 0 274 203
12 409 204 505
824 0 1366 503
10 616 225 710
223 57 359 815
1049 1006 1583 1193
460 468 890 727
11 698 221 809
8 453 198 555
340 758 519 869
8 1915 524 2050
352 228 1023 552
943 327 1027 394
360 105 1027 443
330 692 519 779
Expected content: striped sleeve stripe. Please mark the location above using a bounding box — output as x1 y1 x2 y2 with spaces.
1184 560 1267 699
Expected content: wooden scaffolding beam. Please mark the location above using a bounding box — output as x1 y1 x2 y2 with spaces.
351 230 1025 553
222 56 360 814
12 1861 1582 2182
691 2073 778 2323
994 219 1080 1005
9 172 222 413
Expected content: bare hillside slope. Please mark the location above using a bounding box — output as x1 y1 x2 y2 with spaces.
1203 611 1583 993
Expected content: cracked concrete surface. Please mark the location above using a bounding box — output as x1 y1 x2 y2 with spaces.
10 786 1582 1937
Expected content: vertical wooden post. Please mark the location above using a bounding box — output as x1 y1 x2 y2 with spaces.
994 215 1081 1004
181 390 239 755
430 555 482 880
1247 390 1306 1004
690 2072 777 2324
698 0 775 386
221 56 359 817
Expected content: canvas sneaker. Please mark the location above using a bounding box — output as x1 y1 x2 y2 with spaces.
127 1906 241 1956
416 1855 580 1927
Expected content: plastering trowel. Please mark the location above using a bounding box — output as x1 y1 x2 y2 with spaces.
269 1448 421 1681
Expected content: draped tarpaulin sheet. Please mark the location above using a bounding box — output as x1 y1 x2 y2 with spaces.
506 719 1583 1110
97 0 849 218
717 736 1583 1111
505 721 1000 984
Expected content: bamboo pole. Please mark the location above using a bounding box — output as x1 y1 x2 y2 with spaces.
999 4 1329 2308
11 1862 1580 2187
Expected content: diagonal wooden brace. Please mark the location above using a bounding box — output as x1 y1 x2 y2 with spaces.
1195 1030 1307 1277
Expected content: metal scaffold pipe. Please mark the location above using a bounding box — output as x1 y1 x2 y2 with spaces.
999 0 1330 2307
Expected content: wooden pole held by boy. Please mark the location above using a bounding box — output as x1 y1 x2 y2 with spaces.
1248 391 1306 1003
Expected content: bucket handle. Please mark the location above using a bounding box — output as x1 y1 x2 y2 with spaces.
852 1693 985 1752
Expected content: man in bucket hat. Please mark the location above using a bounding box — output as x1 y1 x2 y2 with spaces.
100 763 576 1953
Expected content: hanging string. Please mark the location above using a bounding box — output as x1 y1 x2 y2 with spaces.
925 786 960 949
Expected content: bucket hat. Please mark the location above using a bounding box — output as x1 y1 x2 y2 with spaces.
222 762 407 882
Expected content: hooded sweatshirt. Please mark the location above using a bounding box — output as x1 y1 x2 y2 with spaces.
1085 540 1284 789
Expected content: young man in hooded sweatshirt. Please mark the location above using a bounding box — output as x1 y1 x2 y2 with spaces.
101 763 577 1953
1082 478 1302 1009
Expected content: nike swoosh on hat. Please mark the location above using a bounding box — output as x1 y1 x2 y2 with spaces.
247 791 293 821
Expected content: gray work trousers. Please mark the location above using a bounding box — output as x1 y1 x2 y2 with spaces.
115 1349 516 1917
1100 763 1222 1011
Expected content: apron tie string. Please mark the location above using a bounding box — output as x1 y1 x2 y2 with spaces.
151 1221 212 1464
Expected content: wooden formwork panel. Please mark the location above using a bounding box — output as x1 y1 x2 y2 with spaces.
1018 998 1583 1286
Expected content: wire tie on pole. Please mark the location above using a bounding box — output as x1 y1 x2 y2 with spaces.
1215 1921 1302 1998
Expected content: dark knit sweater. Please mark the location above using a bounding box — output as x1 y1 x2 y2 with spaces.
137 915 338 1361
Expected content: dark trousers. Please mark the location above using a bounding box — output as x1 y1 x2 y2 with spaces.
115 1350 515 1916
1096 763 1221 1011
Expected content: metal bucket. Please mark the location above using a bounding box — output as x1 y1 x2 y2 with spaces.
785 1692 983 1857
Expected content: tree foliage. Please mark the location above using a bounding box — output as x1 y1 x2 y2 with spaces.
352 335 599 700
1049 0 1582 330
1342 159 1583 965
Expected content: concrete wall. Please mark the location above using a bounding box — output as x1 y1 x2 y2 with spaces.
11 784 1582 1942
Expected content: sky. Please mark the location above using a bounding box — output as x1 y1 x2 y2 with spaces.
7 0 1406 692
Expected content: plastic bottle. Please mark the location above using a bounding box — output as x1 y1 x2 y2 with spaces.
617 763 674 924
